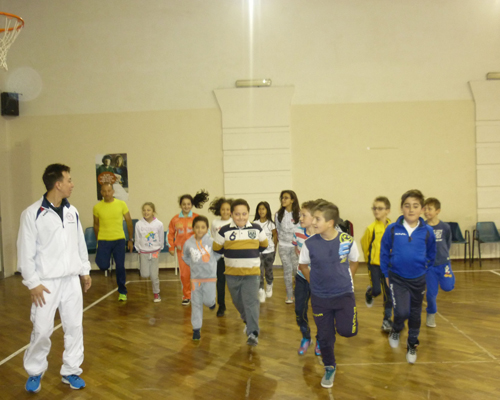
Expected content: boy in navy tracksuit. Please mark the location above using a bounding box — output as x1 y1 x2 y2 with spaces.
298 200 359 388
380 190 436 364
423 197 455 328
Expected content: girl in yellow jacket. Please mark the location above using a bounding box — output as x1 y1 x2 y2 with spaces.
168 190 209 305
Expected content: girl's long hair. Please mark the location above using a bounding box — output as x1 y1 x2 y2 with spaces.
178 189 209 208
276 190 300 223
253 201 274 223
208 197 233 216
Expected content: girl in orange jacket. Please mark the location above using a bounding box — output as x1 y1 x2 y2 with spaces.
168 190 209 305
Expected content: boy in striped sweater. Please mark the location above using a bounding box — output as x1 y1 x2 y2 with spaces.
213 199 268 346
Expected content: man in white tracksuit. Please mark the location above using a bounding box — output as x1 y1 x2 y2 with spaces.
17 163 92 393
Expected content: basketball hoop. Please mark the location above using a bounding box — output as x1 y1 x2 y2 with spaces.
0 12 24 71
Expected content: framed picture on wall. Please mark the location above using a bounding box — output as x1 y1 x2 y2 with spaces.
95 153 129 201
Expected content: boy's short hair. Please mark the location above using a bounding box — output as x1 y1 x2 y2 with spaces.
400 189 425 207
424 197 441 210
301 200 318 213
374 196 391 209
193 215 209 228
313 200 340 226
43 164 70 191
231 198 250 212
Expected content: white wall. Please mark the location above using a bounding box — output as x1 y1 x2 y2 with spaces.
1 0 498 276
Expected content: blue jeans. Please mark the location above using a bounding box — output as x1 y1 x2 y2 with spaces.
426 262 455 314
96 239 127 294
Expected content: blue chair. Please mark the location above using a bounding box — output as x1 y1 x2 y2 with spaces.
84 227 97 254
160 231 170 253
472 222 500 267
447 222 470 264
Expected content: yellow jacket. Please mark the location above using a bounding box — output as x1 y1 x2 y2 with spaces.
360 219 391 266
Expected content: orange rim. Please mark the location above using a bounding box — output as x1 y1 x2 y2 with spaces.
0 12 24 33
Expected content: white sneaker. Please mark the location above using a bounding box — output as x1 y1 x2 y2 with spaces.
285 297 294 304
426 313 436 328
388 330 400 348
406 342 417 364
265 283 273 298
258 288 266 303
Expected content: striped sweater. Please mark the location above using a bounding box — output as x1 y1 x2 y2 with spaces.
213 221 268 276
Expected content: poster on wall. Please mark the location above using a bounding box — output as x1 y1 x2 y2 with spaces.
95 153 129 201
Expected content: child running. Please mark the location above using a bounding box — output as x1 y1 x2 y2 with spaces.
168 190 209 305
298 200 359 388
208 197 233 317
293 200 320 356
213 199 268 346
253 201 277 303
183 216 220 340
423 197 455 328
275 190 301 304
381 189 436 364
361 196 393 332
135 202 165 302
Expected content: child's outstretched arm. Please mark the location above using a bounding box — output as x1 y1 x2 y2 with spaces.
348 241 360 277
298 242 311 282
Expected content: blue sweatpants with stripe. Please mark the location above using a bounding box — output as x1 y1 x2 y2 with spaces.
426 262 455 314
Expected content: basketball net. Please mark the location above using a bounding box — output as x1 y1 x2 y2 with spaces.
0 12 24 71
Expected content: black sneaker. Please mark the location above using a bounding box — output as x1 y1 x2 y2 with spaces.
381 319 393 333
193 329 201 341
216 305 225 317
365 286 374 307
182 299 191 306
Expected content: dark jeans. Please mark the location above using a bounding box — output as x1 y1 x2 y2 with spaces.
311 292 358 367
216 257 226 307
367 264 393 320
96 239 127 294
388 272 426 346
295 274 313 340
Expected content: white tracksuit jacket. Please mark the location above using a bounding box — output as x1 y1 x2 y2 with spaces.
17 196 91 289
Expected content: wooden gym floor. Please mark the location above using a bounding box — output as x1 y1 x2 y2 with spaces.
1 260 499 400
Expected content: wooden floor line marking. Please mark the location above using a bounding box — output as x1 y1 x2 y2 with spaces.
489 270 500 277
0 282 124 367
437 312 497 360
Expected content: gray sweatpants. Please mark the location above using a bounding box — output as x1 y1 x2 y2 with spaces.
279 245 298 299
139 252 160 294
191 280 216 330
260 252 275 289
226 275 260 336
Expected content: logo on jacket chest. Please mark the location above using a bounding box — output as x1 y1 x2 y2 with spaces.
65 212 75 223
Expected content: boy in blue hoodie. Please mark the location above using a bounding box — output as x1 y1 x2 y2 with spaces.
380 189 436 364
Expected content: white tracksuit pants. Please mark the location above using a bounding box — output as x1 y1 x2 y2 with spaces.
23 275 84 377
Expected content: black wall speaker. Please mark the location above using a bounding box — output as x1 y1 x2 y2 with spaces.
1 92 19 116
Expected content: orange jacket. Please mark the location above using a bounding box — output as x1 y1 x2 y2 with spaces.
167 211 199 251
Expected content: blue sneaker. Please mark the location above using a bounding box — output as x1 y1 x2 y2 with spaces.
298 338 311 355
62 375 86 390
321 366 336 388
25 373 43 393
315 341 321 356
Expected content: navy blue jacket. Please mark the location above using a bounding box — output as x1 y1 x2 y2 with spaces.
380 216 436 279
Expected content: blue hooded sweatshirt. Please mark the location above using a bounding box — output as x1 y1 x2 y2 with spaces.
380 216 436 279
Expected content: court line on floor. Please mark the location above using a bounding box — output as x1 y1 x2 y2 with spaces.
0 283 122 367
437 311 497 360
490 270 500 277
338 359 496 366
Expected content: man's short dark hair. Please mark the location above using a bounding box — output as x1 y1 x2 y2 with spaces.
43 164 70 191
